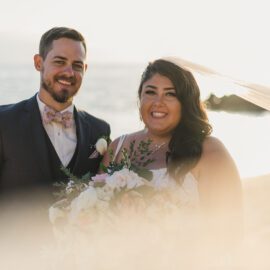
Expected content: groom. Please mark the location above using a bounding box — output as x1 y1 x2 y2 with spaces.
0 27 110 199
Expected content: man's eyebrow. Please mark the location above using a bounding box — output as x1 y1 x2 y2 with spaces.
53 56 67 60
73 60 84 65
53 56 84 65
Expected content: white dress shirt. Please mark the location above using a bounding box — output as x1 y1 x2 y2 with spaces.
37 95 77 167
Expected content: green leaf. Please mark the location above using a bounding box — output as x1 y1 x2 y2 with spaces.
99 162 108 173
130 164 153 181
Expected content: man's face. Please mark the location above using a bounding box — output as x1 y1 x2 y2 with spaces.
35 37 87 104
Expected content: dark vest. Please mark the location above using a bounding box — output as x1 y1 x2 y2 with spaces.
43 129 78 184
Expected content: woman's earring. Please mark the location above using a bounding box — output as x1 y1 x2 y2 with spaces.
137 100 143 121
139 107 143 121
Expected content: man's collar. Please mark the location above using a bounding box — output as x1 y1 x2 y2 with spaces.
36 94 74 113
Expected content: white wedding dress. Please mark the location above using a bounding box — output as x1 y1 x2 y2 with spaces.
150 168 199 207
114 135 200 208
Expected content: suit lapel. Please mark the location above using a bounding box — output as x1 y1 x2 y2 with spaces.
22 95 52 180
73 108 92 174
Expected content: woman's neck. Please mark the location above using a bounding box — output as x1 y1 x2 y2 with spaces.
142 128 171 145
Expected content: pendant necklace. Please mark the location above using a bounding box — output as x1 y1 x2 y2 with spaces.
151 141 167 155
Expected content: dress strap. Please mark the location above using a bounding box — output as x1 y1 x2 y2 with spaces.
113 135 127 162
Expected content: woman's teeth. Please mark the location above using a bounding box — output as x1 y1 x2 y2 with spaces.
151 112 166 118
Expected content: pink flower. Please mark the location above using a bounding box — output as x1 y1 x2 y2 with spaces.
92 173 109 184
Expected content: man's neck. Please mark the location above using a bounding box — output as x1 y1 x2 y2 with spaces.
38 91 72 112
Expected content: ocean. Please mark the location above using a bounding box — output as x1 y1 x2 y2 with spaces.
0 62 269 179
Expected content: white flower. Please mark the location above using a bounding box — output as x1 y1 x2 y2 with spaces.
66 180 75 194
49 206 65 224
96 186 114 201
105 169 128 190
151 172 171 190
105 168 145 191
126 170 145 189
69 186 98 222
95 138 108 155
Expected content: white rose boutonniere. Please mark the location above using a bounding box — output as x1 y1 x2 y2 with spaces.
95 138 108 155
89 137 108 159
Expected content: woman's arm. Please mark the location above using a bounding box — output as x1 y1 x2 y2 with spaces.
98 137 122 173
196 136 243 245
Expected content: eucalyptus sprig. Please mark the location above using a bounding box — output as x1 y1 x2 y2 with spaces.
53 167 93 200
103 138 155 180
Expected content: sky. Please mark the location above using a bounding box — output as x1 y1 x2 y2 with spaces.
0 0 269 85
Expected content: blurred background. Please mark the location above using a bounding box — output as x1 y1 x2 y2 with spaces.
1 0 269 179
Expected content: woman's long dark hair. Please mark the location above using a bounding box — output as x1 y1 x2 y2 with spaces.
138 59 212 182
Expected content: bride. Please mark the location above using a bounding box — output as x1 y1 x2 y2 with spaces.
102 58 243 245
46 58 243 269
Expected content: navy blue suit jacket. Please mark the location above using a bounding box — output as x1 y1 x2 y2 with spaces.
0 94 110 196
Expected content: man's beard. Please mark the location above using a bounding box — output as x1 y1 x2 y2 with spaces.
42 76 78 103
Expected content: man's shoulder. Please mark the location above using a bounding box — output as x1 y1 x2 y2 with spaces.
0 102 21 113
0 96 35 115
0 96 37 127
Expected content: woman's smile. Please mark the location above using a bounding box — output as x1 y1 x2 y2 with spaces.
140 73 181 137
151 111 168 118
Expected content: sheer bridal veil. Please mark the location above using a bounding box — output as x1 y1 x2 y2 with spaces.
163 57 270 111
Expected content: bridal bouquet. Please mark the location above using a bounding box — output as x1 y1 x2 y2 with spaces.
49 138 186 232
46 139 202 269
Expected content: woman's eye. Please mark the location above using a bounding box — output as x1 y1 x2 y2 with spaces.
145 89 156 95
166 92 177 97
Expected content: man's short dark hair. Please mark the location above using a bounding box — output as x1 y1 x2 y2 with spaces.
39 27 87 59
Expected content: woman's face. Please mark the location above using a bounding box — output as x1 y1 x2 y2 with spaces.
140 73 181 138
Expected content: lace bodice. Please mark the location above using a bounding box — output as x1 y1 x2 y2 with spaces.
113 135 200 207
150 168 200 207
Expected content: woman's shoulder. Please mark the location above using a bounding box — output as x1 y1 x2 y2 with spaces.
195 135 238 177
101 130 145 167
202 136 227 155
109 130 145 149
192 136 228 175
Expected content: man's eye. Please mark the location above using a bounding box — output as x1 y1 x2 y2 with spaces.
73 64 84 71
54 60 65 65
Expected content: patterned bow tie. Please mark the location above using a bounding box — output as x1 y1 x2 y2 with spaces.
42 105 73 128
